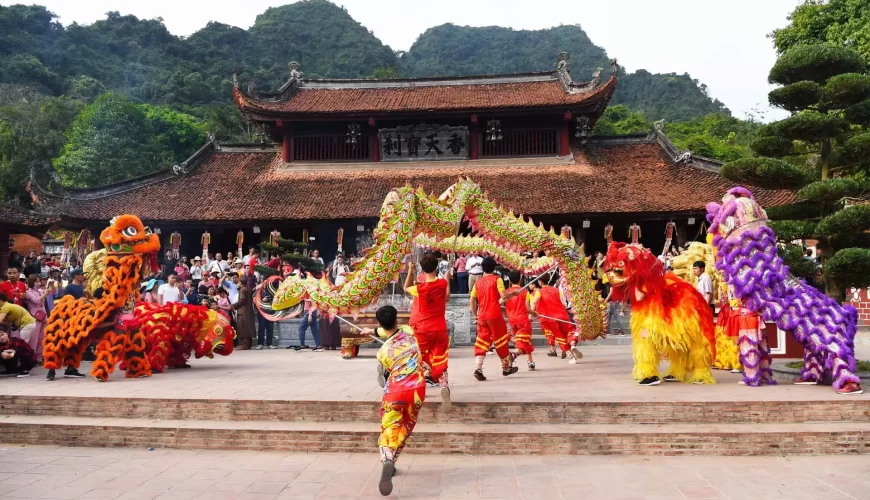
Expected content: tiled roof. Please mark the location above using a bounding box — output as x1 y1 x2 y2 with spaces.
235 77 617 116
0 202 57 228
49 140 794 223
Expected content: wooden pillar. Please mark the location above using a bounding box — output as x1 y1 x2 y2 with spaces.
470 114 479 160
369 128 381 161
0 226 9 275
560 112 571 157
282 127 291 163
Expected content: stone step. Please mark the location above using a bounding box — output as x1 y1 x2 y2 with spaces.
1 414 867 456
2 395 868 425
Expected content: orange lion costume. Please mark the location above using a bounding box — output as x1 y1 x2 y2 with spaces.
604 242 716 386
43 215 160 381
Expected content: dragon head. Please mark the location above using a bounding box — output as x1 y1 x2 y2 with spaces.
705 187 768 242
194 310 236 359
603 242 664 294
100 215 160 255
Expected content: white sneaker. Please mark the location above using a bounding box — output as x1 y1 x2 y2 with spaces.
255 345 264 350
268 345 277 350
568 358 578 365
570 347 583 360
730 369 741 374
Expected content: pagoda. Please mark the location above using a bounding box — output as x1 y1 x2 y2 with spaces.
32 53 793 260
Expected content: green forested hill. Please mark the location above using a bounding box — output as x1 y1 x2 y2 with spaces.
401 23 728 121
0 1 726 119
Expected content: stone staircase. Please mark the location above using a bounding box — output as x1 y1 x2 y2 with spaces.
1 395 868 456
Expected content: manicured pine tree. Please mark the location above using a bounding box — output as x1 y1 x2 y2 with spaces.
720 44 870 299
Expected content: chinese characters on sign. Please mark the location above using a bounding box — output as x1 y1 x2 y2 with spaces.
378 125 469 162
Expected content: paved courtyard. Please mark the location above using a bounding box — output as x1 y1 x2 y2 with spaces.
1 445 869 500
1 344 868 403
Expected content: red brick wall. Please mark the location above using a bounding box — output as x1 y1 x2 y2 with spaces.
847 288 870 327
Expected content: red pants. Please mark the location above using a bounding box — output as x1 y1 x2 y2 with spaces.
379 387 424 464
415 330 449 379
510 321 534 354
475 318 511 358
539 318 574 352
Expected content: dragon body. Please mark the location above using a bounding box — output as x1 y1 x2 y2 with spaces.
604 242 716 384
270 178 606 340
707 187 862 394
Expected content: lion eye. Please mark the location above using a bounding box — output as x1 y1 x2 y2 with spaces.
144 227 153 236
122 227 139 238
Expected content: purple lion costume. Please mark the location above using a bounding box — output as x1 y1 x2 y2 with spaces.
706 187 863 395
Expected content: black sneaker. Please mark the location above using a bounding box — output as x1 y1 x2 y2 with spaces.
312 347 324 352
16 371 30 378
379 460 395 496
663 375 678 382
473 369 486 381
528 362 536 371
547 351 558 357
425 376 438 388
64 367 86 378
46 369 55 381
638 376 661 386
560 351 566 359
502 366 519 376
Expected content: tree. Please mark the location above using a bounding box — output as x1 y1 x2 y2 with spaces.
53 92 171 187
720 43 870 298
144 105 206 162
0 96 83 204
592 105 651 135
772 0 870 62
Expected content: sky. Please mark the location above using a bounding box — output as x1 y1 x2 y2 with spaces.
4 0 802 121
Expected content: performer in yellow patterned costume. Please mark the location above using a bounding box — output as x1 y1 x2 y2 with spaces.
671 240 741 371
361 305 425 497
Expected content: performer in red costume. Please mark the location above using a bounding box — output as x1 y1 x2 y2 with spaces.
403 253 452 411
504 270 536 371
531 275 583 364
468 257 520 380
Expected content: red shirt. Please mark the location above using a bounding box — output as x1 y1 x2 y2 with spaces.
408 274 425 328
408 278 448 333
504 285 530 325
472 274 504 321
536 285 569 320
0 281 26 306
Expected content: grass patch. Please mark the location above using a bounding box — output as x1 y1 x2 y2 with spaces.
785 360 870 371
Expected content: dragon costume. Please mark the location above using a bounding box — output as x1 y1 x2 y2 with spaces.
671 241 741 372
604 242 716 385
267 178 606 341
707 187 863 395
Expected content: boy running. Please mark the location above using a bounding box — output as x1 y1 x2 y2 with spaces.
469 257 521 380
361 306 425 496
530 275 583 364
403 253 452 411
504 271 536 371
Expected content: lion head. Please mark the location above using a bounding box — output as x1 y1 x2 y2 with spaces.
603 242 664 293
194 310 236 359
705 187 768 242
100 215 160 254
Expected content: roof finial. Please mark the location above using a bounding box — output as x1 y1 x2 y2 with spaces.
232 71 239 89
654 119 665 131
247 78 256 94
609 58 620 77
591 67 603 87
288 61 304 80
555 52 569 70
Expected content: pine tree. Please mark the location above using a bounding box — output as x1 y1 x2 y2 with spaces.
721 44 870 299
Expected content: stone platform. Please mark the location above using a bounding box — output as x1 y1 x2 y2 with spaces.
0 346 868 456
